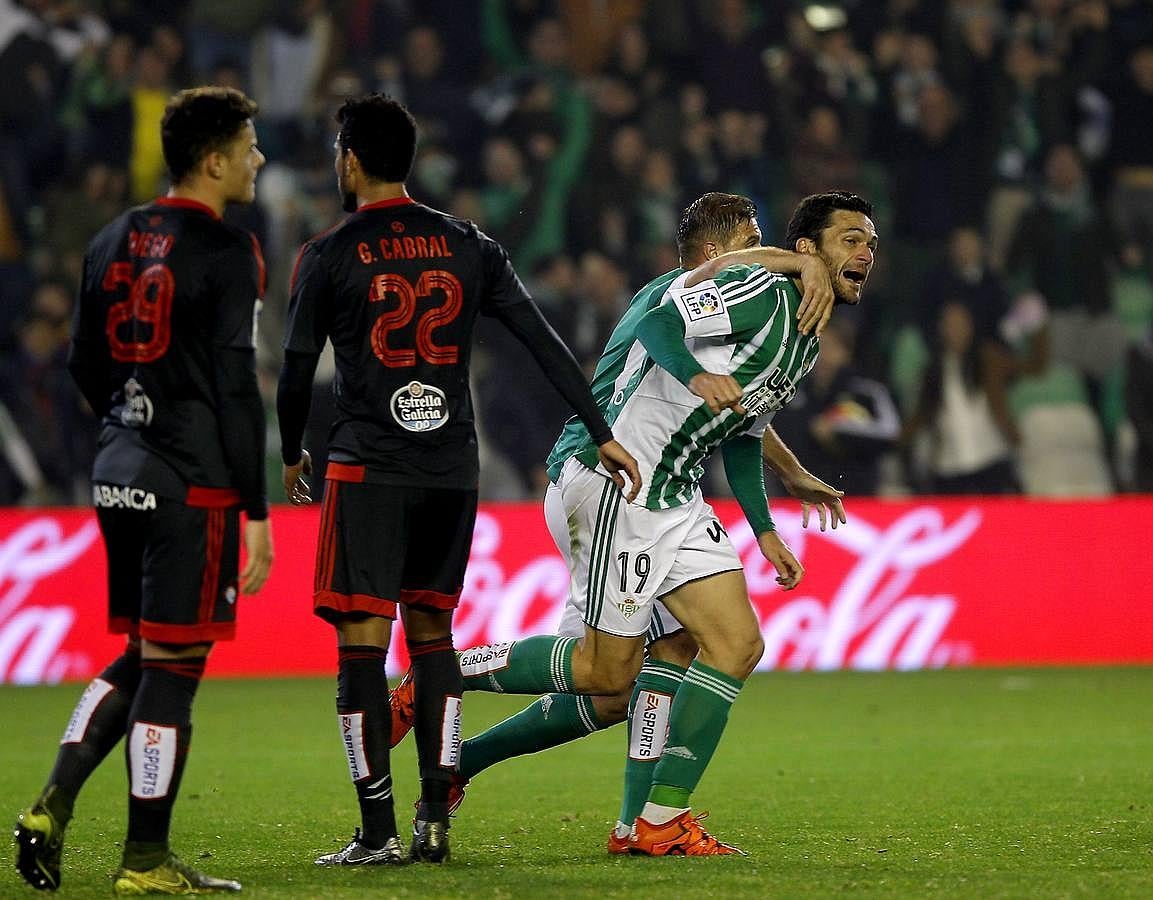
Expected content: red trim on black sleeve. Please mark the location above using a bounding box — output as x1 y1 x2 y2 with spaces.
249 232 267 296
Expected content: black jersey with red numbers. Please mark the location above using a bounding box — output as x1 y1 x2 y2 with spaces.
69 197 268 518
284 197 594 490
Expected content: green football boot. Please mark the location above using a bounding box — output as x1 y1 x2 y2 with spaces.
113 852 241 895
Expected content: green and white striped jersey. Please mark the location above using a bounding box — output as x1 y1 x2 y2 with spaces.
546 263 820 509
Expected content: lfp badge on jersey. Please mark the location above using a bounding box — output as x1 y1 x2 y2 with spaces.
391 381 448 432
678 286 723 321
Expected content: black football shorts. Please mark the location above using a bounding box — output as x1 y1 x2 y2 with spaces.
313 479 478 623
97 491 241 643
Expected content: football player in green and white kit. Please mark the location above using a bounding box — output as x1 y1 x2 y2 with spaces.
394 191 876 856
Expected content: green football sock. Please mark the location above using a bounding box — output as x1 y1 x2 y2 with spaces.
618 659 687 827
646 661 743 810
460 636 576 694
458 693 607 780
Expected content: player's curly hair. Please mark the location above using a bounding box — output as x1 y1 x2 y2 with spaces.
676 192 758 265
162 87 258 184
784 191 873 251
335 93 418 183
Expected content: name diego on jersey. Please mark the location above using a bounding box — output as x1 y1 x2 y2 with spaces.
391 381 448 432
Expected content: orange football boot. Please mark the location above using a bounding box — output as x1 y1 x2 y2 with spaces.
629 811 745 856
607 828 631 855
389 669 415 747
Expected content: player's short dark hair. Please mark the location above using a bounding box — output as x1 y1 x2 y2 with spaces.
162 87 258 184
784 191 873 250
676 192 758 263
335 93 418 183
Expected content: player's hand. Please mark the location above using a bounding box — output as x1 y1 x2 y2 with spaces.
758 530 804 590
778 468 846 531
282 449 313 506
240 518 273 593
598 439 642 503
688 372 745 415
795 254 835 336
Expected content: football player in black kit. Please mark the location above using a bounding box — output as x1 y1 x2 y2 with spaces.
277 94 640 866
14 87 273 895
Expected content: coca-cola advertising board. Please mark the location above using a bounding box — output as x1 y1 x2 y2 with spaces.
2 497 1151 684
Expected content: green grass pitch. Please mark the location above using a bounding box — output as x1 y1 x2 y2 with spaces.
3 668 1152 898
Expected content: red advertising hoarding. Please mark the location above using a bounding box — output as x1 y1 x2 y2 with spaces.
1 497 1151 684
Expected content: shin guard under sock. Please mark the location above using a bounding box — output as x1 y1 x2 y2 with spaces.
407 637 463 822
336 645 396 847
619 659 687 828
459 636 576 694
122 657 205 870
646 661 743 811
43 647 142 824
458 692 608 781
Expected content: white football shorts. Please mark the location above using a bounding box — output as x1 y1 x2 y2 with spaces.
545 456 743 639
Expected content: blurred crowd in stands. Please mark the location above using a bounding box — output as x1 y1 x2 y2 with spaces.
2 0 1152 505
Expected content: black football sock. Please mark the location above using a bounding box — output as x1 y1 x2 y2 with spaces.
41 646 143 824
336 645 397 848
122 657 205 871
408 636 463 824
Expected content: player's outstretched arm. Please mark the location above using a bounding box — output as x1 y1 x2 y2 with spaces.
684 246 835 335
240 517 273 593
634 304 744 414
497 302 641 494
793 253 836 336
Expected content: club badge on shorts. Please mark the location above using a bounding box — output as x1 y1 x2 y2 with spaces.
391 381 448 432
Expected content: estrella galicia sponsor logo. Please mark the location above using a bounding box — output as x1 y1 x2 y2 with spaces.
93 484 157 511
119 378 154 428
391 381 448 432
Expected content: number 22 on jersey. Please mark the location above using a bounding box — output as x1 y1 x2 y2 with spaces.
368 270 462 367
